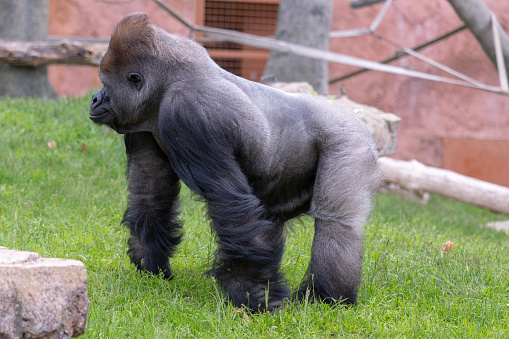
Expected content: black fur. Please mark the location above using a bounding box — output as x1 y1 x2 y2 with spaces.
89 13 381 312
123 132 182 280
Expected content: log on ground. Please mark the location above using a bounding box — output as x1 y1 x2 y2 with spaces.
379 157 509 214
0 40 106 67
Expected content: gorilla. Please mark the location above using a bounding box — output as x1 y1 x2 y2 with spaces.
89 13 380 312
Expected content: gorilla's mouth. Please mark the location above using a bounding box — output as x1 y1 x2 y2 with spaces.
89 109 113 124
89 111 109 119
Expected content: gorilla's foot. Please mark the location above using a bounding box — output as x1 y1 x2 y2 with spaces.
136 259 174 280
215 272 290 312
127 237 174 280
293 284 357 305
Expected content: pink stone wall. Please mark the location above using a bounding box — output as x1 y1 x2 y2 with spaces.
47 0 509 185
48 0 196 97
328 0 509 175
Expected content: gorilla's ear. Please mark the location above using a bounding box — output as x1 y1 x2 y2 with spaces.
101 13 155 73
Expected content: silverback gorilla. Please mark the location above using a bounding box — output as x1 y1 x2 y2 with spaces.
89 13 380 312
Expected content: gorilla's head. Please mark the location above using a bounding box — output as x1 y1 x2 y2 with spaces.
89 13 167 133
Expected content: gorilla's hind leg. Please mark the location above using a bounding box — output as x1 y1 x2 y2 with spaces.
295 219 363 305
297 131 379 304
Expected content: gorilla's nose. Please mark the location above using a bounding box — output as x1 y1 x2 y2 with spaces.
90 91 103 110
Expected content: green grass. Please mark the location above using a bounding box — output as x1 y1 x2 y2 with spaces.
1 95 508 338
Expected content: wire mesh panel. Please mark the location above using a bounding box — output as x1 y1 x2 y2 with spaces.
201 0 279 81
213 58 242 75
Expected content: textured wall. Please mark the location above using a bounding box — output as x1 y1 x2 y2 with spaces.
48 0 195 97
328 0 509 180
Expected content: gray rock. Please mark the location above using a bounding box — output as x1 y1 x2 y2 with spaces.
334 96 401 157
0 247 88 339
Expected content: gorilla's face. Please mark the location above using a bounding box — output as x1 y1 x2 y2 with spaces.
90 57 164 134
89 13 162 134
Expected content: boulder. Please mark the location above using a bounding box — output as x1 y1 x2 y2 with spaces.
0 247 89 339
334 96 400 157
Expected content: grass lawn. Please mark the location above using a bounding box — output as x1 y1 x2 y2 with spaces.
1 95 508 338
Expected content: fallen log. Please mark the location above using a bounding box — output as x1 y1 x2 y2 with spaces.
379 157 509 214
0 40 106 67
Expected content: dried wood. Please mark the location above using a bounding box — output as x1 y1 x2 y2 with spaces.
0 40 106 67
350 0 385 8
447 0 509 82
484 220 509 232
379 157 509 214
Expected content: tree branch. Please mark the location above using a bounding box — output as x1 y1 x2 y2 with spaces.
0 40 105 67
350 0 385 9
379 157 509 214
447 0 509 81
329 26 467 84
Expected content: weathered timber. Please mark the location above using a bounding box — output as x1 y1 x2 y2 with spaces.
484 220 509 232
447 0 509 82
379 157 509 214
0 40 106 67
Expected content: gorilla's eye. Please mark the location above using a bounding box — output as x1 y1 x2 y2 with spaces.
127 72 143 90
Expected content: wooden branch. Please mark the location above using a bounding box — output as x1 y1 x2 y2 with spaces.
330 26 467 84
0 40 106 67
491 13 509 92
349 0 509 90
447 0 509 81
1 0 507 95
154 0 508 95
350 0 385 8
379 157 509 214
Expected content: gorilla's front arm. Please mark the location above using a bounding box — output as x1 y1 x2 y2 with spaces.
123 131 182 279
